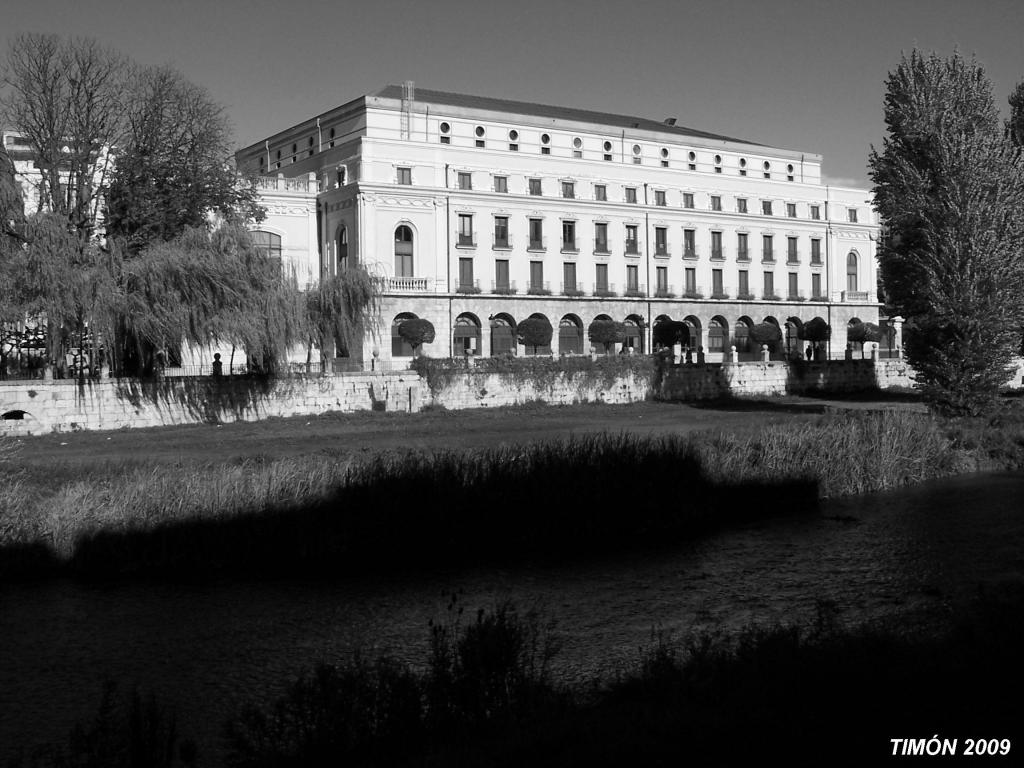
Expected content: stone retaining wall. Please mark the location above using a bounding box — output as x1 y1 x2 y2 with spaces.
0 372 420 436
424 369 652 410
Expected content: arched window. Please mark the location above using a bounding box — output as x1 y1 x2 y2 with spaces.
559 315 584 355
252 231 281 260
847 252 859 292
490 314 516 356
623 316 644 354
708 317 727 352
395 225 414 277
454 313 481 355
336 226 348 273
734 318 752 353
785 318 802 355
391 312 418 357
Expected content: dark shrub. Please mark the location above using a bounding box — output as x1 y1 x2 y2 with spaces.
652 320 690 347
800 317 831 342
588 320 625 352
749 322 782 349
398 319 436 351
847 321 881 344
516 317 553 348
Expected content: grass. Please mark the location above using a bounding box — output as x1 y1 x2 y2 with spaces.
0 409 976 578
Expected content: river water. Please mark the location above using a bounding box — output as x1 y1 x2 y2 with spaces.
2 471 1022 761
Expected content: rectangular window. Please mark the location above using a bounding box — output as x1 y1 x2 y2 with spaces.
737 233 749 261
655 226 668 255
541 146 550 155
655 190 666 206
494 216 509 248
561 220 577 251
596 263 609 292
788 272 799 299
657 266 668 293
458 172 472 190
459 258 474 289
529 178 542 196
509 142 518 152
626 187 637 204
711 195 722 211
848 208 858 223
495 259 510 291
494 175 508 193
530 261 544 290
685 268 697 294
595 223 609 253
739 270 749 297
625 225 639 254
440 136 451 145
684 229 696 258
811 273 822 299
529 218 544 250
563 262 577 293
786 202 797 218
397 167 412 185
683 192 695 209
762 200 773 216
626 264 639 292
810 205 821 220
763 271 775 298
457 214 474 246
737 198 748 214
787 236 798 262
762 235 774 262
811 239 822 264
594 184 607 201
712 269 724 297
574 148 583 159
711 231 723 259
475 139 485 148
562 181 575 199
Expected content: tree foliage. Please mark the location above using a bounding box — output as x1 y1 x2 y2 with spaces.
847 322 881 344
398 319 435 351
749 322 782 346
1009 80 1024 149
304 270 380 365
587 319 625 350
868 50 1024 414
516 316 553 348
652 320 690 347
799 318 831 342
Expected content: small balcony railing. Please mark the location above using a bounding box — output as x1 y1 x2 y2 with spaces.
683 285 704 299
593 282 617 297
711 286 730 299
787 251 801 264
491 280 517 295
457 232 477 248
683 245 699 260
493 234 512 250
811 291 828 302
625 241 640 255
762 251 775 263
594 239 611 255
387 276 431 292
655 244 669 256
737 249 750 262
457 279 481 294
762 292 782 301
561 281 584 296
788 289 806 302
528 236 547 252
810 254 823 265
710 248 724 261
624 284 646 297
842 290 870 302
527 280 551 295
737 291 755 300
654 286 676 298
561 239 579 253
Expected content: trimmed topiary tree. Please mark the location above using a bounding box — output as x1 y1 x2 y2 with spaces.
516 316 553 353
799 318 831 343
588 319 626 353
847 321 881 358
749 322 782 353
398 318 435 356
652 320 690 348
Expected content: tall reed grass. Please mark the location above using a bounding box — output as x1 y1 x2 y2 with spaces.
0 411 971 576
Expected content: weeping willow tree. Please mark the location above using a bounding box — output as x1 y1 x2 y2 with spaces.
304 268 381 369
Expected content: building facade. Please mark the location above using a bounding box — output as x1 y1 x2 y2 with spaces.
236 84 880 364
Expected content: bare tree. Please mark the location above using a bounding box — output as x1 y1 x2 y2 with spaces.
0 34 130 237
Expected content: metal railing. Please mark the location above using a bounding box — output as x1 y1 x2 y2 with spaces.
491 280 517 294
593 282 616 297
493 233 512 249
561 281 584 296
625 241 640 255
456 232 477 248
683 245 699 259
624 284 647 297
456 279 481 293
528 236 547 251
526 280 551 295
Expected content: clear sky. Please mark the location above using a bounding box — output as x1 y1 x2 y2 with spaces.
4 0 1023 187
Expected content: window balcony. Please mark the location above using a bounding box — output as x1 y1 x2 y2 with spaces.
561 239 579 254
528 236 547 252
683 245 699 260
737 249 751 262
492 234 512 250
593 282 617 297
655 245 670 257
593 239 611 255
527 280 551 295
457 278 481 294
810 255 823 266
788 289 807 302
654 286 676 298
710 248 724 261
811 292 828 302
624 284 647 298
491 280 518 295
711 286 731 299
762 292 782 301
561 281 584 297
842 290 870 302
386 276 432 292
787 251 801 265
683 286 704 299
737 291 755 300
625 241 640 255
762 251 775 263
456 232 477 248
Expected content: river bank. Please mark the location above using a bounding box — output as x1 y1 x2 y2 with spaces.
3 396 1023 579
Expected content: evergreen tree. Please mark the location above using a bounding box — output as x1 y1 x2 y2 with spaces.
868 50 1024 414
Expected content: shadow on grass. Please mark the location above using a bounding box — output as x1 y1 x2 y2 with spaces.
7 436 820 579
686 396 831 415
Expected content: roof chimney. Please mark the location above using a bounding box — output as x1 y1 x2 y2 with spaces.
403 80 415 101
663 118 677 126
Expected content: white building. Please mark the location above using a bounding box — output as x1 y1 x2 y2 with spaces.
237 83 881 364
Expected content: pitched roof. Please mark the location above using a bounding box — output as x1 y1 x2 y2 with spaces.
370 85 762 147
